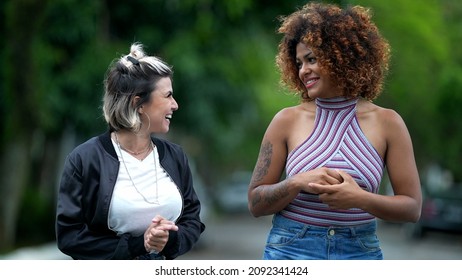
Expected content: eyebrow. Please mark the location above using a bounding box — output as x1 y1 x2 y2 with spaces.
296 51 313 61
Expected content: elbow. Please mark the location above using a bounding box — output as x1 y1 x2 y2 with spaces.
248 200 268 218
401 193 422 223
250 211 263 218
248 203 262 218
405 200 422 223
410 208 422 223
247 186 276 218
248 190 261 217
411 196 423 223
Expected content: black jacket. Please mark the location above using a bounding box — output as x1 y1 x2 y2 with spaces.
56 131 205 259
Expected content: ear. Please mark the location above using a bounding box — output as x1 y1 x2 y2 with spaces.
132 96 142 113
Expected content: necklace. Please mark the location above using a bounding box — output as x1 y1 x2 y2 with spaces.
118 140 151 156
114 132 159 205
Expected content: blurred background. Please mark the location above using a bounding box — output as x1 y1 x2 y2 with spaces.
1 0 461 259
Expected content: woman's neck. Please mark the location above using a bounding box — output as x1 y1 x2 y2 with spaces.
112 130 152 156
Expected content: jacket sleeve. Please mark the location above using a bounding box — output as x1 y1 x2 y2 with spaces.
55 149 147 260
161 148 206 259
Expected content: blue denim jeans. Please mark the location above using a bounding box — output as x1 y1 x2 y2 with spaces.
263 214 383 260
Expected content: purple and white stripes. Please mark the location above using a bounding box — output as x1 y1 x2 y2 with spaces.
283 97 384 227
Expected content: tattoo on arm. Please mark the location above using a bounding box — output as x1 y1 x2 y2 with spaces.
251 188 262 208
250 141 290 208
264 183 289 205
250 141 272 208
252 182 290 208
251 141 273 185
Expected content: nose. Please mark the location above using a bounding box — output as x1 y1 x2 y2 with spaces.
172 97 179 111
299 62 312 78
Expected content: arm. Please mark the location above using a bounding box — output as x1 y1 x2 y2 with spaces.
364 109 422 222
248 136 298 217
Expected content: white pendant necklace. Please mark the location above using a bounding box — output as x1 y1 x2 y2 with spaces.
114 132 160 205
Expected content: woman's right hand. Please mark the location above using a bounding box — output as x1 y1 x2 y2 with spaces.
296 167 344 193
143 215 179 253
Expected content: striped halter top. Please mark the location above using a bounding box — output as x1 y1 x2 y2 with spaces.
283 97 384 226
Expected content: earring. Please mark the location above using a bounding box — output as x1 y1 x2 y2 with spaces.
143 112 151 131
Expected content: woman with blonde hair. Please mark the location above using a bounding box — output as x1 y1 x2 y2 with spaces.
56 43 205 260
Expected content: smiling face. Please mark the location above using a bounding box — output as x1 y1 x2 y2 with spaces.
295 42 342 99
139 77 178 134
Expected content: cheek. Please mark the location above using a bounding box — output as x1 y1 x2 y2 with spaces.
150 100 164 110
298 68 304 81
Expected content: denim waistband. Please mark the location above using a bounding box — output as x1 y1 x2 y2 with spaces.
273 213 377 236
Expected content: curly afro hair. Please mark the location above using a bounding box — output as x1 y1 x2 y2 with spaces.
276 2 390 101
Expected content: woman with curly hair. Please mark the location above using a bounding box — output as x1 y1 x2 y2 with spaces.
248 2 421 259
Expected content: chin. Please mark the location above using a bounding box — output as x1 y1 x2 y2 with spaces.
307 92 319 99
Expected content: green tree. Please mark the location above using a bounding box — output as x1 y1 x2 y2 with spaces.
1 0 112 250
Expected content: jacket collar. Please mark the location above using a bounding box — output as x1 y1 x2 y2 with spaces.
98 130 166 161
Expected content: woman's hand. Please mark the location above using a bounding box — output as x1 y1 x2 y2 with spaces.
143 215 179 253
307 170 365 210
294 167 344 194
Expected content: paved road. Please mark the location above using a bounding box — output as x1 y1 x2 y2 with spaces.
2 213 461 260
378 221 462 260
180 213 462 260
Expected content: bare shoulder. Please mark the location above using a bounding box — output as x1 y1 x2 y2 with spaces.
356 100 411 157
273 104 307 121
358 99 406 128
268 104 310 130
365 101 412 147
375 105 407 131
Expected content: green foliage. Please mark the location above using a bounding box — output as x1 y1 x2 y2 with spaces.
435 67 462 181
33 0 113 136
15 188 56 247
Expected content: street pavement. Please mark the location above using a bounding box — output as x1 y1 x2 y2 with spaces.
180 213 462 260
2 212 462 260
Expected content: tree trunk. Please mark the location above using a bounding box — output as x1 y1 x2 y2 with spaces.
0 140 29 250
0 0 46 251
